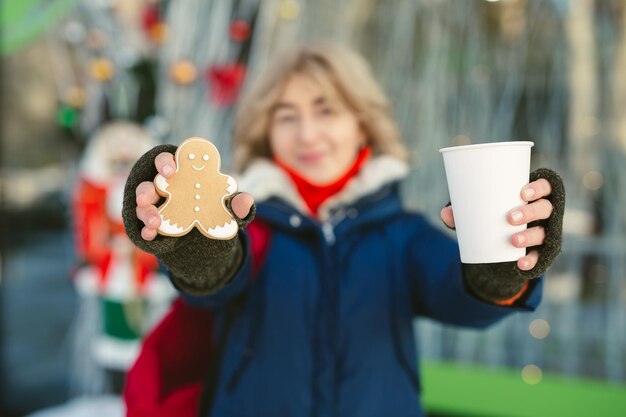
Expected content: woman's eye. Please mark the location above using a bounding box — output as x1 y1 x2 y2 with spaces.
188 153 196 160
203 154 209 161
318 106 334 116
275 114 297 124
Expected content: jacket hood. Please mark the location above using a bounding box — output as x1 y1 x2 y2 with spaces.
237 156 410 222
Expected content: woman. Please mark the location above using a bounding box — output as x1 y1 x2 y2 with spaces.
122 42 564 417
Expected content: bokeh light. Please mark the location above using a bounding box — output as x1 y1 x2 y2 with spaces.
521 364 543 385
279 0 300 20
529 319 550 339
170 60 198 85
88 58 115 81
582 170 604 190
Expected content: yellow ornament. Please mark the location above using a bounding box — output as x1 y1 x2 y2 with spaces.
64 86 86 108
279 0 300 20
150 22 169 44
170 61 198 85
89 58 115 81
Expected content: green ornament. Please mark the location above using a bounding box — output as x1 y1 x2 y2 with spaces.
57 105 79 128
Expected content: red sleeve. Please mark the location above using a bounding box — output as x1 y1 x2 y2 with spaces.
124 221 272 417
246 219 271 275
124 298 214 417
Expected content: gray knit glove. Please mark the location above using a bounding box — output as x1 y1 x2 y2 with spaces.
460 168 565 303
122 145 255 295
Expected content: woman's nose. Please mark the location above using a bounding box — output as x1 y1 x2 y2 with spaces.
297 116 319 145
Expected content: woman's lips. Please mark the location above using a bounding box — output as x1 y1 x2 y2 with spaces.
298 152 325 164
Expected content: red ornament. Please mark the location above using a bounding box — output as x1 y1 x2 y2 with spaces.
206 63 246 106
229 20 251 42
141 5 167 43
142 5 161 32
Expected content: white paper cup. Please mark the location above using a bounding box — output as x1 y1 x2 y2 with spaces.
440 141 534 264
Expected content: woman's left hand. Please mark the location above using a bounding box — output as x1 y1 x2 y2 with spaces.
440 178 554 271
506 178 553 271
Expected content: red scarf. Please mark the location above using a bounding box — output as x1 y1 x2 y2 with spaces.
274 147 372 216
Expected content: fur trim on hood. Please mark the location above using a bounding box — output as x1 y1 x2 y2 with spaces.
237 156 410 222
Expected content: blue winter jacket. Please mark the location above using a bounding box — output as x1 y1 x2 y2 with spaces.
181 159 542 417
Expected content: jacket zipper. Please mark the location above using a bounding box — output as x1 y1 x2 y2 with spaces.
321 223 335 245
321 209 347 246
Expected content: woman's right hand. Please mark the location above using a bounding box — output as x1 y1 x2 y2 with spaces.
135 152 255 241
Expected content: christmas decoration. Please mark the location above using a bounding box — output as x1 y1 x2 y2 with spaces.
63 86 86 108
205 63 246 106
33 0 626 395
57 105 80 129
170 60 198 85
142 4 168 44
278 0 300 20
229 19 252 42
88 58 115 81
72 121 175 374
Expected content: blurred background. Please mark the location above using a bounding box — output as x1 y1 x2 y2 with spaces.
1 0 626 416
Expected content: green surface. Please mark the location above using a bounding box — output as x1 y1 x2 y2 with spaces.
1 0 78 55
421 361 626 417
3 0 41 22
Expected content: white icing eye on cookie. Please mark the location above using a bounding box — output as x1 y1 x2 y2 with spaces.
203 154 209 161
188 153 196 160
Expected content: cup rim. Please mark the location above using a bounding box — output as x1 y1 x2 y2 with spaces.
439 141 534 153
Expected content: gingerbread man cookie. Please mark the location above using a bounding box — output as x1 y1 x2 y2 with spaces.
154 137 238 240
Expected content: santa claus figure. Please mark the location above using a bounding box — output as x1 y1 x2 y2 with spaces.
72 121 175 392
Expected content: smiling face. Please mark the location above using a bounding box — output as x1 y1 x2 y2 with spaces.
268 74 366 185
177 138 220 173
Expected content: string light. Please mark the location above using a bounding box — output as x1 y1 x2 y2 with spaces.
529 319 550 339
170 61 198 85
88 58 115 81
582 170 603 190
521 364 542 385
279 0 300 20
